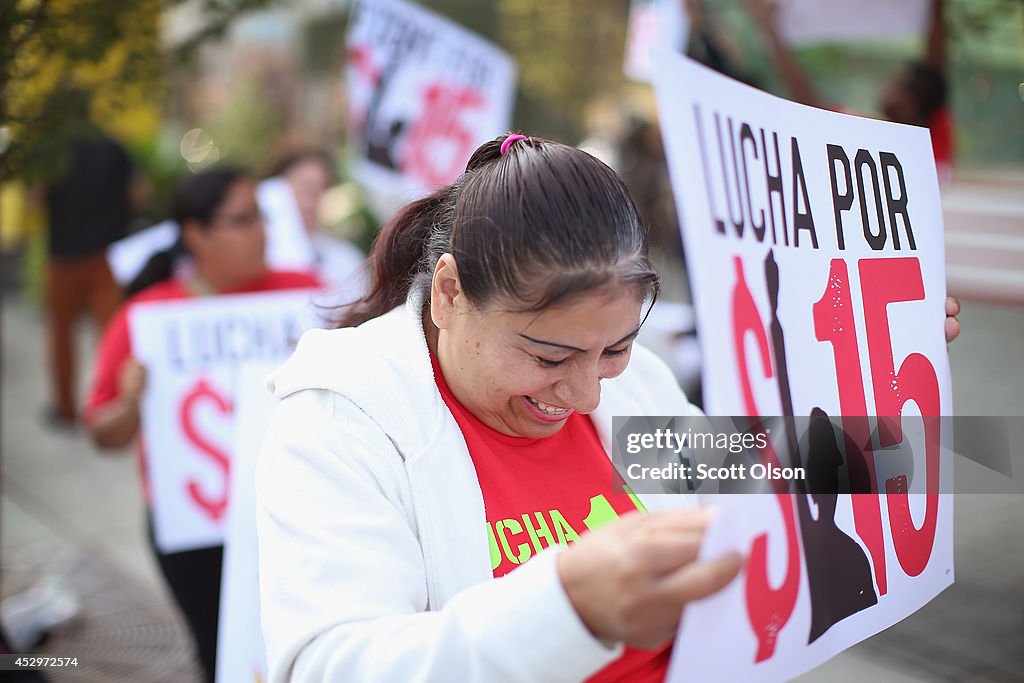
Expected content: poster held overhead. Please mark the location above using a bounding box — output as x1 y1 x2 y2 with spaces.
345 0 516 219
774 0 930 45
651 52 953 682
624 0 689 83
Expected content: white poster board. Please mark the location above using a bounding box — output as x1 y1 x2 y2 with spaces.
216 361 279 683
345 0 516 216
258 177 317 273
624 0 689 83
652 52 953 682
129 290 314 554
776 0 930 45
107 221 178 286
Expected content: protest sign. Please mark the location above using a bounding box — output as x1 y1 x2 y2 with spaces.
259 177 317 273
216 361 279 683
652 52 953 681
345 0 516 215
129 290 313 554
107 221 178 286
624 0 689 82
776 0 929 45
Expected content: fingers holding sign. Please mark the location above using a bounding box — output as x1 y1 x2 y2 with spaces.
945 295 961 344
558 508 743 650
90 358 148 450
118 358 148 406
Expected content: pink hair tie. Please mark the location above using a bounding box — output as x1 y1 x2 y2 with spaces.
500 134 528 155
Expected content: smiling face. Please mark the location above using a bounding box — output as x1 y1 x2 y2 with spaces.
428 254 645 439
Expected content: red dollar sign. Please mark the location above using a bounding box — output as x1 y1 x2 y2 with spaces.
731 256 801 663
179 378 233 523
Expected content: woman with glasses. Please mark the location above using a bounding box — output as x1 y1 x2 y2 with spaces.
84 167 320 682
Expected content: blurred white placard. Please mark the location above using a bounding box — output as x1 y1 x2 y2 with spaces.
624 0 689 82
652 52 953 682
259 176 317 273
777 0 929 45
345 0 516 219
107 221 178 286
216 361 279 683
129 290 314 553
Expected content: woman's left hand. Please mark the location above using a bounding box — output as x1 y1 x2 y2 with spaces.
945 296 961 344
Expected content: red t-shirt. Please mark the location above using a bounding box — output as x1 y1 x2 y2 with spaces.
929 105 955 182
84 270 320 501
432 354 671 683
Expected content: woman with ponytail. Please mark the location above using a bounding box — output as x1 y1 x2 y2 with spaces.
258 132 964 683
255 135 747 683
84 167 319 682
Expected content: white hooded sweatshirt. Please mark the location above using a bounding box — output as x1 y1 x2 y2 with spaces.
256 290 701 683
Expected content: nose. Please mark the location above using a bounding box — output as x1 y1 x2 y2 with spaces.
553 368 602 414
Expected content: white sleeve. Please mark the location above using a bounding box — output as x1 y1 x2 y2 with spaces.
255 390 621 683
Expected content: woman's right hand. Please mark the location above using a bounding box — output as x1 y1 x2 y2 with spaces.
89 358 148 450
118 358 147 407
557 508 743 650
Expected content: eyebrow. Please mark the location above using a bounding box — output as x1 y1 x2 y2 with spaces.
519 328 641 353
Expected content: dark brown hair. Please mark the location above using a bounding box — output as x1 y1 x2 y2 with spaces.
904 61 948 121
339 135 659 327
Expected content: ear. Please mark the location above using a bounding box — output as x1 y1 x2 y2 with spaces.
429 253 466 330
180 219 206 256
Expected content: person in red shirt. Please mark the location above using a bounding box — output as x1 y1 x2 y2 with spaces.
84 167 319 683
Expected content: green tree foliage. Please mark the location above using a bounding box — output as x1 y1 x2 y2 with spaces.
495 0 632 141
419 0 633 141
0 0 281 183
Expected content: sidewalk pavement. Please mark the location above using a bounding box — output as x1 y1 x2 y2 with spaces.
2 291 1022 682
2 294 201 681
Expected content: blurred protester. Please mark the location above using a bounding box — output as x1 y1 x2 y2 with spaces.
683 0 752 85
83 167 319 683
37 89 134 426
265 150 366 303
744 0 954 181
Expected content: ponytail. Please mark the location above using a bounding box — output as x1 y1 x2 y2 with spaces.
339 184 457 328
124 238 186 299
337 139 508 328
